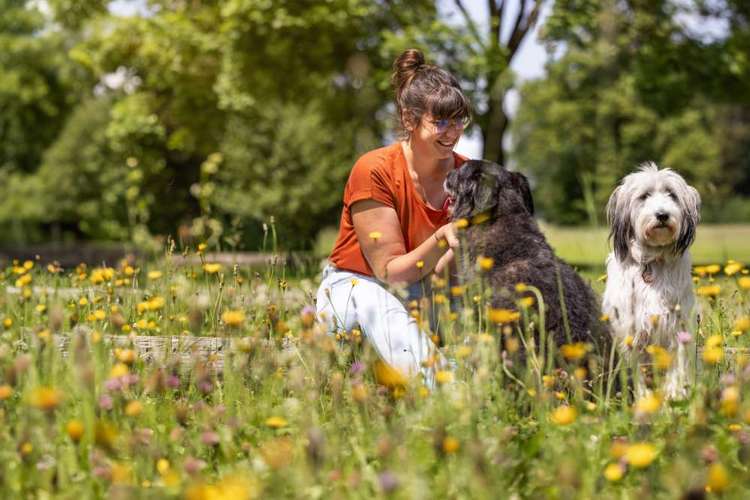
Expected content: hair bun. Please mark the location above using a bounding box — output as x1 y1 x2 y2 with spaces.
391 49 425 95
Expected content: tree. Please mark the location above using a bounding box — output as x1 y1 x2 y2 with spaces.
0 0 92 173
449 0 546 165
512 0 728 225
42 0 444 248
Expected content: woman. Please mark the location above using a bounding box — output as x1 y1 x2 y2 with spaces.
315 48 471 384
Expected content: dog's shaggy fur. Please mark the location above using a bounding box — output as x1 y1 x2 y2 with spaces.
602 163 701 398
445 160 602 349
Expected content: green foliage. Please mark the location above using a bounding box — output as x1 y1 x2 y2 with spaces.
34 98 131 241
0 0 91 173
512 0 750 225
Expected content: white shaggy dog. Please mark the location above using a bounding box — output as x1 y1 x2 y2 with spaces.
602 163 701 398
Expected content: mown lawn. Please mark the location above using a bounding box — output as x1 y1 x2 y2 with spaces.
317 224 750 269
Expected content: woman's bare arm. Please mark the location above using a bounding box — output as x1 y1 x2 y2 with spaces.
351 199 458 285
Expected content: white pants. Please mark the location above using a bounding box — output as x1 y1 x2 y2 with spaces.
315 264 439 383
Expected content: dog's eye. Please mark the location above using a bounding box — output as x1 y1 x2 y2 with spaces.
638 192 650 201
666 190 677 201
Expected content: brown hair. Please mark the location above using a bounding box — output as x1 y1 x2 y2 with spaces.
391 48 471 138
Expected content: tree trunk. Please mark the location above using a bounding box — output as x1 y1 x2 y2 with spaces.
482 94 509 165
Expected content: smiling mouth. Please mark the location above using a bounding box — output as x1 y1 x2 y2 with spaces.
437 140 455 148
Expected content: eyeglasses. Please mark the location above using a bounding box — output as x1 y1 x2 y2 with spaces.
429 116 471 134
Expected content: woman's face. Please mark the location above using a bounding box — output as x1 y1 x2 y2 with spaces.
408 112 466 160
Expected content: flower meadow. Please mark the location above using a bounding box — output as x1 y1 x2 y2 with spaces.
1 246 750 499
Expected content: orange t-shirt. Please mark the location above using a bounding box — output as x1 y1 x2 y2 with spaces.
329 142 467 277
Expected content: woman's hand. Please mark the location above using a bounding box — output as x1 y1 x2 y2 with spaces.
435 222 460 250
433 222 459 274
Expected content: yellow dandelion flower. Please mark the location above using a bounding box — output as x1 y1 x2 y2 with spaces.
739 277 750 290
542 375 555 388
600 313 610 322
735 317 750 332
560 342 589 361
550 405 577 425
574 367 587 380
450 286 464 297
471 212 490 225
505 336 520 353
351 383 368 402
603 463 624 482
15 273 32 288
28 386 62 411
222 310 246 328
720 386 740 417
514 283 527 292
706 335 723 348
66 419 85 442
203 263 222 274
3 318 12 329
442 436 460 454
634 393 661 415
265 416 288 429
147 270 162 280
110 363 129 378
373 360 408 388
477 256 494 271
706 264 721 275
78 297 88 306
694 266 707 277
725 262 743 276
115 348 136 365
610 440 628 459
696 285 721 297
518 296 535 308
706 463 729 493
625 443 657 468
125 400 143 417
455 218 469 229
646 345 673 370
197 242 207 253
0 384 14 400
435 370 454 385
156 458 170 476
703 347 724 364
368 231 382 241
416 260 424 269
488 308 520 324
456 345 472 359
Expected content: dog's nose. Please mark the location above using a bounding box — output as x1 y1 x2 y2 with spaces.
656 211 669 222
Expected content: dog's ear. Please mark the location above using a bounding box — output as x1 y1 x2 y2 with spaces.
510 171 534 215
474 173 498 214
447 163 480 220
607 184 632 262
675 185 701 255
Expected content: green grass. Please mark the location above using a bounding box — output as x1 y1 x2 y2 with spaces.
317 224 750 269
0 250 749 497
541 223 750 267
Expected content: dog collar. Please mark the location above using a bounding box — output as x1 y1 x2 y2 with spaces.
642 263 655 284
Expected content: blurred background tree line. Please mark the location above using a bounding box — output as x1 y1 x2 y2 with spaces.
1 0 748 251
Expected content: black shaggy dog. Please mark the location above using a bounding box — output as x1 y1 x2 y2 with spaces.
445 160 603 349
